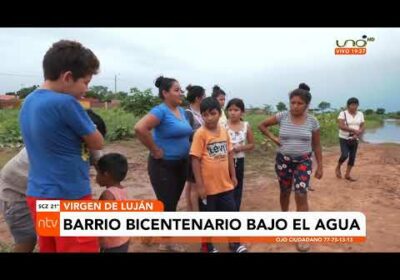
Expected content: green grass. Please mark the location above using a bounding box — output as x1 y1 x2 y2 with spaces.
0 109 22 147
315 113 340 146
0 108 393 148
93 108 139 142
245 112 339 147
0 108 139 145
245 114 273 145
364 114 384 129
245 112 392 147
386 112 400 119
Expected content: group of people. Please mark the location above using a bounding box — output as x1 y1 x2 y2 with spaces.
0 39 365 253
134 77 365 252
134 79 256 252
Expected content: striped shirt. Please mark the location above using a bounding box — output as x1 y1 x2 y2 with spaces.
276 111 320 157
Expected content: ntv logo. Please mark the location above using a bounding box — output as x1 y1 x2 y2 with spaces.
335 35 375 55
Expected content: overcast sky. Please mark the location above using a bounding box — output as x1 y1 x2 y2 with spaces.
1 28 399 112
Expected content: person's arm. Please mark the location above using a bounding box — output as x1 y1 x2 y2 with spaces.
226 129 237 186
190 129 206 199
82 131 104 150
99 190 116 200
357 122 365 135
312 129 323 180
192 156 206 199
258 115 280 146
338 119 357 133
134 114 163 159
89 149 103 167
228 151 238 187
234 123 255 153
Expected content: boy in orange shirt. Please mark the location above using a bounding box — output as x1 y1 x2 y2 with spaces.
190 97 247 253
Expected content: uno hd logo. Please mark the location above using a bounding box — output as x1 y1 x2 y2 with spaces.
335 35 375 55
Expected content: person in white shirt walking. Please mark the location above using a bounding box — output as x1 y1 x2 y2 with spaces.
335 97 365 181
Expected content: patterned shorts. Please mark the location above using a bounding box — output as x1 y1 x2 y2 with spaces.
275 153 312 194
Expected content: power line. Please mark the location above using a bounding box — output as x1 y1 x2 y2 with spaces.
0 72 41 78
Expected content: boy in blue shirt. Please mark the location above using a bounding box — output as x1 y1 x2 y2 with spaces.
20 40 104 252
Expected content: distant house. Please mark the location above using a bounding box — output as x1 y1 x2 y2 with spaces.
109 100 121 109
80 97 121 109
0 95 19 109
80 97 102 108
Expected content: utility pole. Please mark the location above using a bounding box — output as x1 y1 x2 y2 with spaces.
114 75 117 93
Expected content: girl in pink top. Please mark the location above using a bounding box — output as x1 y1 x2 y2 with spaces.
96 153 130 253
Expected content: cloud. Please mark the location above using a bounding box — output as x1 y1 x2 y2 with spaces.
0 28 399 111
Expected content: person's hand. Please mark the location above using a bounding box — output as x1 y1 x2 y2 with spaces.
354 129 362 136
151 147 164 159
314 166 323 180
272 136 281 146
233 145 242 153
197 186 207 200
231 176 238 187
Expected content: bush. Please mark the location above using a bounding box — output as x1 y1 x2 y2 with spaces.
93 108 139 142
376 108 385 115
0 109 23 147
365 109 374 115
121 88 161 116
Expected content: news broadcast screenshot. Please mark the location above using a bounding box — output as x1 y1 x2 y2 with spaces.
0 28 398 254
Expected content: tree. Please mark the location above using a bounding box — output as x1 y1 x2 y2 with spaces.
365 109 374 115
5 92 16 96
85 90 99 99
121 88 162 116
87 85 114 102
263 104 273 115
376 108 385 115
114 91 128 101
17 85 39 99
276 102 287 112
318 101 331 112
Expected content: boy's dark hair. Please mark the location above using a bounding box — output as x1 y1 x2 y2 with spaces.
86 109 107 137
43 40 100 81
226 98 245 112
200 97 221 114
211 85 226 99
186 84 205 103
289 82 312 105
97 153 128 182
155 76 177 100
347 97 359 106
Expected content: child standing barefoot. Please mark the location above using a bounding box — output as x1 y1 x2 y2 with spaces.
96 153 130 253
